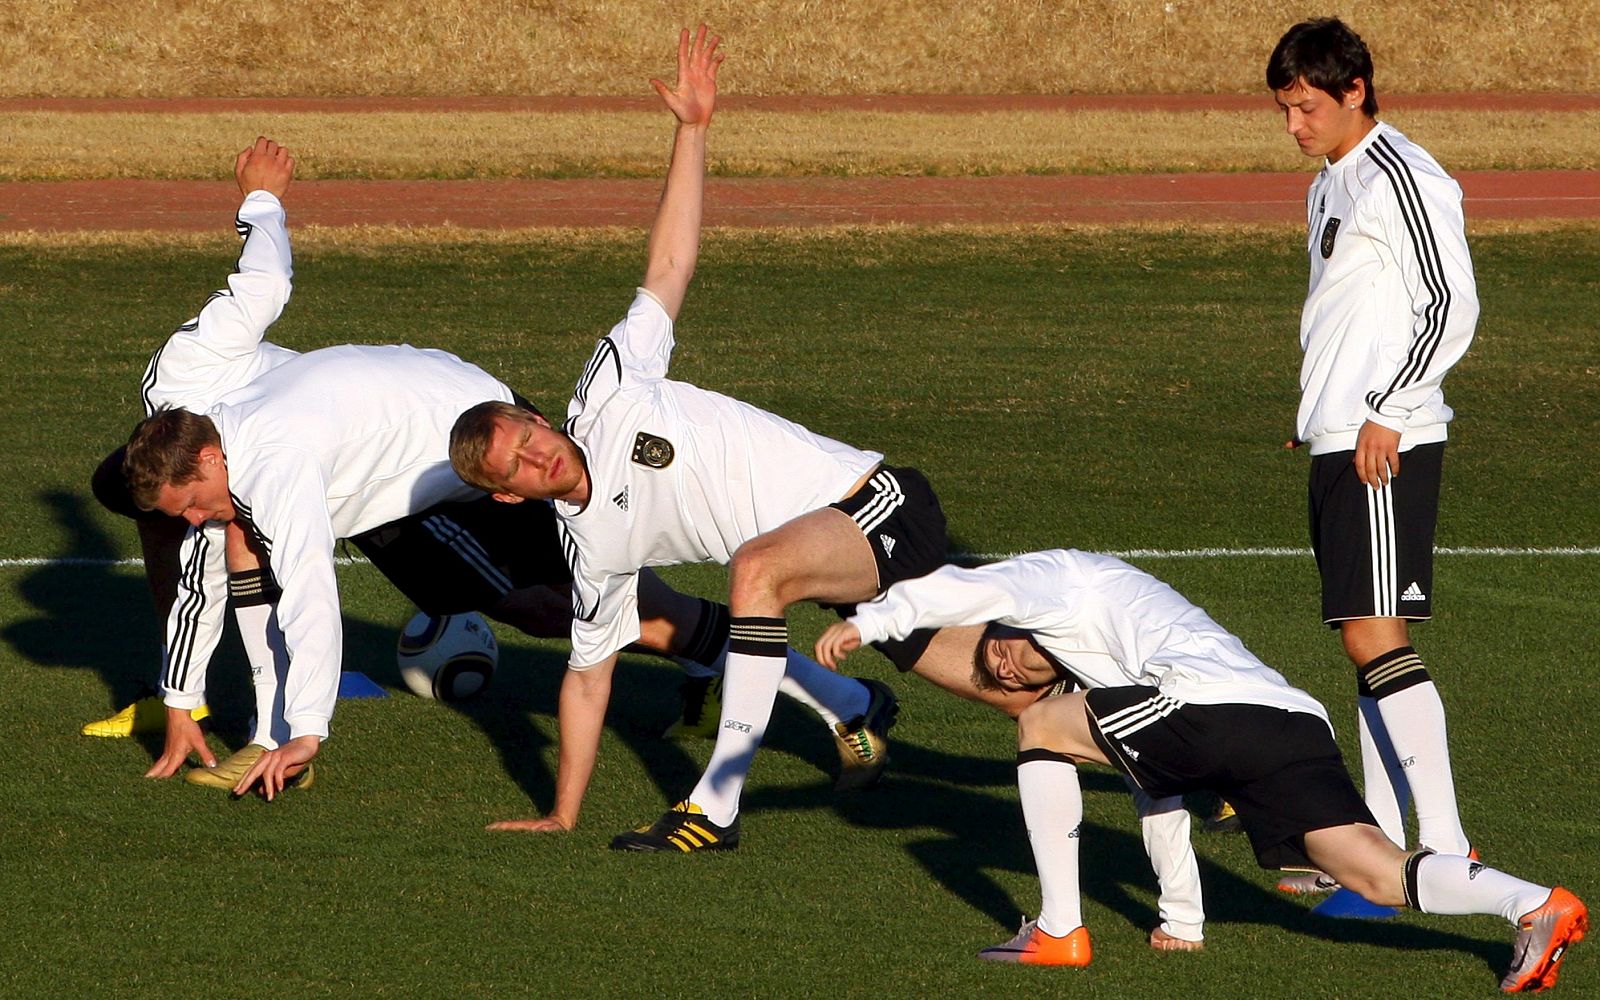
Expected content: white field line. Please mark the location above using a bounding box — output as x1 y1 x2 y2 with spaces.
4 545 1598 570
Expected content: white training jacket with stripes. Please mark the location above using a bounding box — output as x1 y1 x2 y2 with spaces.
145 191 299 714
849 549 1330 722
1297 122 1478 456
164 346 513 739
556 289 882 669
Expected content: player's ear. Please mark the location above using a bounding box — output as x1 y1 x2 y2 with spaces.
491 491 526 505
1341 79 1366 110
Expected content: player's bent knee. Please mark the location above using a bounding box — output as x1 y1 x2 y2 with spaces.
1015 692 1090 753
727 543 790 610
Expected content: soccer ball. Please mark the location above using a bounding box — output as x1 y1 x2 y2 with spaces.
396 611 498 701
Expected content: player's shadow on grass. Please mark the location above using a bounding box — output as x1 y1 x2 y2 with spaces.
5 492 156 698
1 491 210 740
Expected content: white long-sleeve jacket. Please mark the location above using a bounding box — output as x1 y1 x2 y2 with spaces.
147 191 299 709
1296 122 1478 455
197 345 512 739
850 549 1329 722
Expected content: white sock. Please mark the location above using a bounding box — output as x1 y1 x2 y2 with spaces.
1375 680 1469 854
233 602 289 750
1413 854 1551 923
688 630 786 826
1357 695 1410 848
1130 785 1205 941
1018 752 1084 937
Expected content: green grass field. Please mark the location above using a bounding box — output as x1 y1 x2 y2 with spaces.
2 228 1596 997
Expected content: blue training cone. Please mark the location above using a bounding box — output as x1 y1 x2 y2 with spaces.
338 671 389 699
1312 886 1398 919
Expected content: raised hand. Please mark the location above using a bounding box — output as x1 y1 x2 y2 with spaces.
650 24 723 129
235 135 295 199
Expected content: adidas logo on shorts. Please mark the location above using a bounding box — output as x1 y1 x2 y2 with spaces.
1401 581 1426 601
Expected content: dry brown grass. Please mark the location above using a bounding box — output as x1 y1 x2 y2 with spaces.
5 108 1596 180
1 1 1592 97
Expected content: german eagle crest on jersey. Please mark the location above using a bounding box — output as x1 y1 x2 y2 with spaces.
631 431 675 468
1319 217 1341 259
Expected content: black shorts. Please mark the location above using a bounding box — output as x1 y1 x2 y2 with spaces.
350 495 570 616
1085 686 1376 870
827 464 948 672
1309 442 1443 624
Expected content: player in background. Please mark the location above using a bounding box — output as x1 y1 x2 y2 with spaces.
101 141 878 803
1268 18 1479 894
816 551 1586 991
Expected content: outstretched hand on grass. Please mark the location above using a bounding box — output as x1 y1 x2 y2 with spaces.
145 706 216 778
232 734 318 800
651 24 722 129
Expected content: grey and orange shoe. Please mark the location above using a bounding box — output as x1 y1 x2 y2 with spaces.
978 917 1092 967
1501 886 1587 993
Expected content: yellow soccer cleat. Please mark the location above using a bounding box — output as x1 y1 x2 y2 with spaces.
185 743 317 792
184 743 267 789
81 696 210 738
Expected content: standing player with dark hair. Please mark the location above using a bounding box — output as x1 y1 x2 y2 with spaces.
1267 17 1479 894
816 551 1586 991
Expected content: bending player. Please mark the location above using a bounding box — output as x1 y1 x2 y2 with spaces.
105 141 879 804
451 25 947 851
815 550 1586 991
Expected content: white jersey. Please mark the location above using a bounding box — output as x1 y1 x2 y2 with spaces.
1297 122 1478 455
849 549 1330 722
146 192 300 711
557 290 882 668
168 345 513 738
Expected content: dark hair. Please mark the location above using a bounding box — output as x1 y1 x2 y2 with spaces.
1266 18 1378 116
123 408 221 511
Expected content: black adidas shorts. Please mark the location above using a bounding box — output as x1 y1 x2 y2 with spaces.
1085 686 1376 870
1309 442 1443 624
350 495 571 616
827 464 948 672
